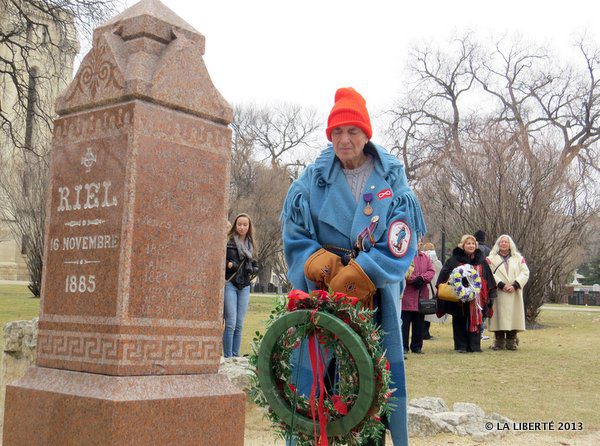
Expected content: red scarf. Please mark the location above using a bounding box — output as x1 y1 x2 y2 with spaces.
467 264 487 332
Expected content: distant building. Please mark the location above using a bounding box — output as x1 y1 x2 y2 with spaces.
564 284 600 306
0 3 79 280
563 269 600 306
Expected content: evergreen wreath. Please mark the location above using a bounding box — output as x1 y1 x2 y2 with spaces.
249 289 394 446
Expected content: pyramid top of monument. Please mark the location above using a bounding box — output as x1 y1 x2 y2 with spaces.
56 0 232 123
102 0 198 34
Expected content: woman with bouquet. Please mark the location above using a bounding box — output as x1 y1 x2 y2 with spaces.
436 234 497 353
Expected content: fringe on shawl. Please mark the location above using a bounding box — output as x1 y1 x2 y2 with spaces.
280 144 426 241
391 187 427 240
280 183 316 239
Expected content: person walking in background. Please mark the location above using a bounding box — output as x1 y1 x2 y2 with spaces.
436 235 497 353
487 234 530 350
474 230 491 257
402 240 435 354
223 213 259 358
422 242 444 339
281 87 426 446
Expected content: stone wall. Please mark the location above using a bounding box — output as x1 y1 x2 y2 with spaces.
0 319 38 434
0 262 29 282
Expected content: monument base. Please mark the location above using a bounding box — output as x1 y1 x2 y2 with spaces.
3 367 245 446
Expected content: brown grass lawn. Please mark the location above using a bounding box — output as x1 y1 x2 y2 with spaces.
242 294 600 431
0 284 38 323
0 285 39 352
1 286 598 443
402 309 599 429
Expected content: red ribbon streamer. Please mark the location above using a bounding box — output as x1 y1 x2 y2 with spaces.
308 334 329 446
469 265 486 332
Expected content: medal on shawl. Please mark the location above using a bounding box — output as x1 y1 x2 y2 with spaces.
356 215 379 252
362 192 373 216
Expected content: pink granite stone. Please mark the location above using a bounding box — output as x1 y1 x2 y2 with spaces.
34 0 233 376
55 0 232 124
36 100 231 376
3 0 244 444
3 367 245 446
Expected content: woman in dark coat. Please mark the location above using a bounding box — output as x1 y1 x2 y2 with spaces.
436 234 496 353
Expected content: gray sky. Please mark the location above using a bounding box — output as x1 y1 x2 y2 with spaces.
122 0 599 117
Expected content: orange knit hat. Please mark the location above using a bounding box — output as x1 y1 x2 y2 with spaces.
326 87 372 141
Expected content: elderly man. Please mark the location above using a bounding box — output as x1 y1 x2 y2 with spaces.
281 87 426 445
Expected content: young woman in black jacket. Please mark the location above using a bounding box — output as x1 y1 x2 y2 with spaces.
436 234 497 353
223 213 259 358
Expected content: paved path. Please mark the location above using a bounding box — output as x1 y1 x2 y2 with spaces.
541 305 600 312
0 280 28 285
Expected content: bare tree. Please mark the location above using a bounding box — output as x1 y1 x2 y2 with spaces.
1 0 118 154
1 0 118 294
384 35 479 183
228 103 322 292
229 164 291 292
386 34 600 324
0 152 47 295
232 103 321 168
229 105 259 202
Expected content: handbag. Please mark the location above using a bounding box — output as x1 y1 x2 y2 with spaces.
418 283 437 315
226 258 246 283
436 281 460 302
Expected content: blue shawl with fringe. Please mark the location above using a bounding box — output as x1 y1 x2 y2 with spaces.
281 142 426 445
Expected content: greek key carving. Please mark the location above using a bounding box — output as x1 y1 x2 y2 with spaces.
37 332 220 364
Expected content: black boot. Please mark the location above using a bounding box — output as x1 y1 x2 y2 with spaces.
423 320 432 339
490 331 506 350
506 330 518 350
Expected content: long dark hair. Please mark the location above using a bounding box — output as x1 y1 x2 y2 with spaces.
227 213 257 251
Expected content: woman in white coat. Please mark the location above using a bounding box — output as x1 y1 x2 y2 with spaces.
487 235 530 350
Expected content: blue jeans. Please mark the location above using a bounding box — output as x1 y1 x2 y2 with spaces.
223 281 250 357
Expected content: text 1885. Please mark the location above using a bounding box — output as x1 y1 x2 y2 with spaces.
64 275 96 293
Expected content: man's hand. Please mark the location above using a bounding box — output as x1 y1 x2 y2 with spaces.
304 249 344 288
330 260 376 303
